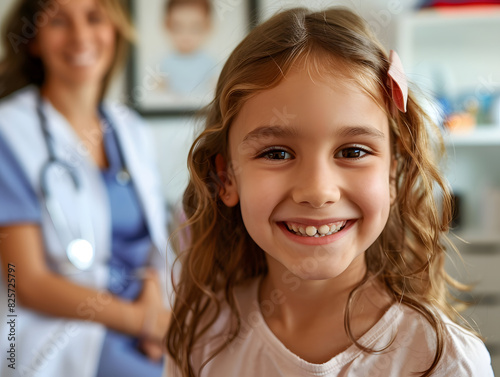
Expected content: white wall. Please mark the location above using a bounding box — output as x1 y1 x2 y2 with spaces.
258 0 421 48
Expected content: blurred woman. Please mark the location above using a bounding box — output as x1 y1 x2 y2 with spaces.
0 1 173 376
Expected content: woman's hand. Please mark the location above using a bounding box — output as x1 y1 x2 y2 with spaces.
138 338 164 362
133 269 171 344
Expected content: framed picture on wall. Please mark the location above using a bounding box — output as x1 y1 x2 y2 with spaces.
128 0 257 116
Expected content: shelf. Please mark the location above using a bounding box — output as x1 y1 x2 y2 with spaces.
444 127 500 146
396 8 500 93
403 6 500 26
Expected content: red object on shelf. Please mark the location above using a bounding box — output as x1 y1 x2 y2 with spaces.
421 0 500 6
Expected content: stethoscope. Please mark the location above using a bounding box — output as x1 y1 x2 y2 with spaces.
37 93 131 271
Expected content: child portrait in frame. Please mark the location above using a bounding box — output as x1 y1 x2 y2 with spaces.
130 0 251 114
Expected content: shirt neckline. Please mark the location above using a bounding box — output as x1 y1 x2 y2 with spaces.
234 277 402 375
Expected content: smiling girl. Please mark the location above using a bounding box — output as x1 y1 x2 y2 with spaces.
165 6 494 377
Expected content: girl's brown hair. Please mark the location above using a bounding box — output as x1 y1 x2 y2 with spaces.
167 7 470 376
0 0 134 99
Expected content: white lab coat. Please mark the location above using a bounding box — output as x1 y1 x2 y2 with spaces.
0 86 174 377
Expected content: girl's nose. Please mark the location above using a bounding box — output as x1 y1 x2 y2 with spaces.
291 160 341 208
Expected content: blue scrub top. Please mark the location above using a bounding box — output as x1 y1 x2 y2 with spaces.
0 133 41 224
0 113 163 376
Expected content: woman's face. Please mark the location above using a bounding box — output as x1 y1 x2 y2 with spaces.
31 0 116 89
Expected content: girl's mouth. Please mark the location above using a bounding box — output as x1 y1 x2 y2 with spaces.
283 220 347 238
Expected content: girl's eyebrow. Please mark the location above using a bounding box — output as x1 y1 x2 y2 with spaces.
336 125 386 140
241 125 299 144
241 124 385 145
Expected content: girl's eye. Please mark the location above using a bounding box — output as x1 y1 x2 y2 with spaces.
335 146 370 159
258 148 293 160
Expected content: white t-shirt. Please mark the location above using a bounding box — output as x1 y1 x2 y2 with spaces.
165 278 494 376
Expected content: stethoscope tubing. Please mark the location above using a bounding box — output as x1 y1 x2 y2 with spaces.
37 94 97 271
36 92 134 272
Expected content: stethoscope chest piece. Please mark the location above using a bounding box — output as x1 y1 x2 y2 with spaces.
66 239 94 270
116 169 131 186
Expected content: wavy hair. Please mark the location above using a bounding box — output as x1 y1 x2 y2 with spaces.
167 7 470 377
0 0 134 99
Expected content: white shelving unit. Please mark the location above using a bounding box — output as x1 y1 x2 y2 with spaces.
396 8 500 91
445 127 500 146
395 7 500 373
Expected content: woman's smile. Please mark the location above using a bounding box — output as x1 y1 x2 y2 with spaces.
64 50 98 67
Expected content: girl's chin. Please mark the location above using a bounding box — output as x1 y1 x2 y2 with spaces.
284 269 347 281
264 251 354 282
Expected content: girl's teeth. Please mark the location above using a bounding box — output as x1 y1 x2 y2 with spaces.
286 221 346 237
305 226 317 236
318 224 330 235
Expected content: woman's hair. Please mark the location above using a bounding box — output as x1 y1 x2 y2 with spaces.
167 7 470 377
0 0 134 99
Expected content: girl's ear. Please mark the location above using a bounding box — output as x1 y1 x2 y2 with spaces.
215 154 239 207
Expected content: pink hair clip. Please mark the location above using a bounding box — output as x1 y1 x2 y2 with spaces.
387 50 408 113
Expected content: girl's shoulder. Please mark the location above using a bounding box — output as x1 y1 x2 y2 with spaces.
168 279 263 375
436 310 494 376
194 278 260 345
385 304 494 376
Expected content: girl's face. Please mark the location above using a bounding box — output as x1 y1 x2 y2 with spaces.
223 67 394 281
31 0 116 89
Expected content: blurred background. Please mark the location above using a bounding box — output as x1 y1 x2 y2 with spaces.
1 0 499 373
